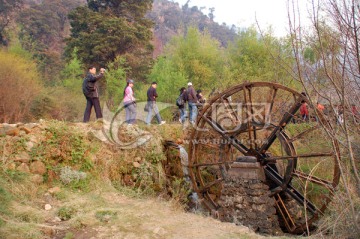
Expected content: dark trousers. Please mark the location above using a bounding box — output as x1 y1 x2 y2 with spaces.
83 97 102 122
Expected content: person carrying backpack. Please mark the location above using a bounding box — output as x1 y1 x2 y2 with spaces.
187 82 199 125
177 87 187 124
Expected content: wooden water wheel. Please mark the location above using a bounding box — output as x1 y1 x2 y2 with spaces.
188 82 340 234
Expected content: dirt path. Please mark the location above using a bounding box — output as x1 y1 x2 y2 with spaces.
52 191 278 239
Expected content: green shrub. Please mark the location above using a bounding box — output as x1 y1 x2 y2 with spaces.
58 206 76 221
60 166 87 184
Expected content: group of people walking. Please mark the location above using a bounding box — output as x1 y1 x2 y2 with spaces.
122 79 166 125
177 82 205 125
82 66 204 126
82 67 360 127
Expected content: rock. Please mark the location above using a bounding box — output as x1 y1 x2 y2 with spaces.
19 126 31 134
25 123 39 129
5 127 20 136
41 227 55 237
234 196 244 204
25 141 34 151
53 217 62 222
47 170 57 182
134 157 141 162
44 204 52 211
153 227 166 235
14 152 31 163
6 162 16 170
246 211 257 220
17 163 30 173
252 204 266 212
29 135 39 143
48 187 61 194
30 161 47 175
133 162 141 168
30 174 44 184
123 174 134 186
249 183 267 190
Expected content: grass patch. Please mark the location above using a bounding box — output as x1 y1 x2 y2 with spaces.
58 206 77 221
0 186 12 214
95 210 118 223
63 232 75 239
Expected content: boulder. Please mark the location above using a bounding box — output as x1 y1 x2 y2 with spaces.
6 162 16 170
17 163 30 173
5 127 20 136
14 152 31 163
133 162 141 168
19 126 31 134
44 204 52 211
48 187 61 194
30 161 47 175
30 174 44 184
25 141 34 151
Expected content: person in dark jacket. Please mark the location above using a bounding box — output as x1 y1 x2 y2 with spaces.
178 87 187 124
145 82 166 125
187 82 199 125
82 66 105 122
196 89 205 104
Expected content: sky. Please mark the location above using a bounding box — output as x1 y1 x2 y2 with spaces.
173 0 311 37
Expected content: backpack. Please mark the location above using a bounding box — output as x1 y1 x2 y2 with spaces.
176 95 185 107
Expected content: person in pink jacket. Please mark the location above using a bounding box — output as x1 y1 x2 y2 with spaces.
123 79 136 124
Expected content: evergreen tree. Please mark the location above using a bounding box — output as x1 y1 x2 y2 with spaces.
66 0 154 80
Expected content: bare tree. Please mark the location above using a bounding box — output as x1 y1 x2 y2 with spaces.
286 0 360 236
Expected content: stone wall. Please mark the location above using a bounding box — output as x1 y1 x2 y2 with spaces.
217 177 281 234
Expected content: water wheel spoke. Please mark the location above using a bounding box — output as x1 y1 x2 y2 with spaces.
264 166 322 215
267 87 278 115
247 86 259 149
293 170 335 192
190 161 235 167
220 96 240 124
274 194 297 232
202 115 249 154
242 86 256 149
266 152 334 161
199 178 224 193
289 125 320 142
259 97 303 153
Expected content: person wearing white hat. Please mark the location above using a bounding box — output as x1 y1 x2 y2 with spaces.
187 82 198 125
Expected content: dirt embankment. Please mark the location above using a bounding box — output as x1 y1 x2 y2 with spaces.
0 120 283 239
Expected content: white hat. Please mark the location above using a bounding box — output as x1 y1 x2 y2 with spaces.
187 82 192 86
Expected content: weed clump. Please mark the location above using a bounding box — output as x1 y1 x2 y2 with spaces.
95 210 117 223
58 206 76 221
60 166 87 185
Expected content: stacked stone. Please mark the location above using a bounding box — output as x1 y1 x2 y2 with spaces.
217 178 281 234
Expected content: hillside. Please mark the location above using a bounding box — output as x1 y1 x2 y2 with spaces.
149 0 237 56
17 0 237 59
